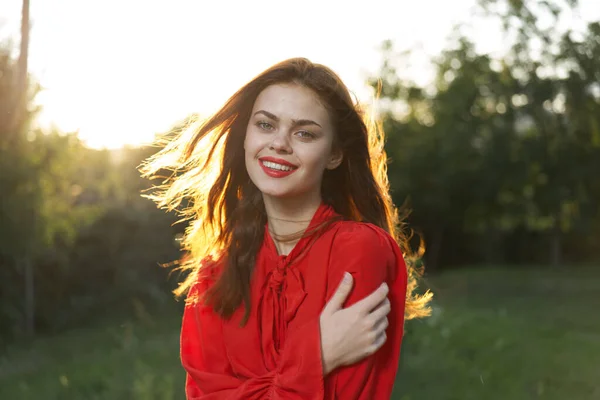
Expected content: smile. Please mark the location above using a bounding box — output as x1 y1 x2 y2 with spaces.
258 158 298 178
261 160 295 171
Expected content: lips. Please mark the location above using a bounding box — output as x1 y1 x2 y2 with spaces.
258 156 298 178
258 156 298 169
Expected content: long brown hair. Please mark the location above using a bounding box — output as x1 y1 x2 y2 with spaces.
141 58 432 323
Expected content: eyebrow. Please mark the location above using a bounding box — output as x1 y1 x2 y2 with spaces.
253 110 322 129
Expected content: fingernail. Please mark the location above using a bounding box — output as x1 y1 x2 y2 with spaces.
343 272 352 283
381 282 388 290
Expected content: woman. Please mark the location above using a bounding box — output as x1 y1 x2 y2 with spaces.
142 58 432 399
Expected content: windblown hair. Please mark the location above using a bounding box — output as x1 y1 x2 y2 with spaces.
141 58 432 324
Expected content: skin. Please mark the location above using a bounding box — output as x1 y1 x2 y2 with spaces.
244 83 342 254
244 83 390 375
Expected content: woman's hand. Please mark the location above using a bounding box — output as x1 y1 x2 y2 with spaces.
319 272 391 375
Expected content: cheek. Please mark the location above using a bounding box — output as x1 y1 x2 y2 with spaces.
300 147 331 172
243 127 251 149
244 128 266 154
243 131 257 156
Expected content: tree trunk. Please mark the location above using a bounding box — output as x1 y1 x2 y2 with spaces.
24 256 35 337
8 0 30 139
20 0 35 338
551 223 561 267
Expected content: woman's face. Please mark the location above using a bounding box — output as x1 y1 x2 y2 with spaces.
244 83 342 201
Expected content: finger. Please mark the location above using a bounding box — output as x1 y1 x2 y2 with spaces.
352 282 389 315
366 330 387 356
365 331 387 356
368 298 391 323
323 272 353 314
373 315 389 337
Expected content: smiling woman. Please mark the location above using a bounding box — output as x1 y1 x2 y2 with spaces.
141 57 432 399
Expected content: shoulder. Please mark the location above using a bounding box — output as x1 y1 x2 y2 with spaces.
325 221 406 294
326 221 401 268
330 221 398 253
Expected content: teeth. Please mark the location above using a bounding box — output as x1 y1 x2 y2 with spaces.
262 160 294 171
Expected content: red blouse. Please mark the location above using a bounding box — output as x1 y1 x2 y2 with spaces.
181 202 408 399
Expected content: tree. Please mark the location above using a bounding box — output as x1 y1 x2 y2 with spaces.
371 0 600 267
0 0 40 337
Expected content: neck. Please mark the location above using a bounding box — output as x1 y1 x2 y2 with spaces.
263 193 322 255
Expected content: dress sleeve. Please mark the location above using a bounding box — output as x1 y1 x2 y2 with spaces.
324 223 408 399
181 276 325 399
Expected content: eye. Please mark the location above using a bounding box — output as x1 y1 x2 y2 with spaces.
256 121 274 131
295 130 316 139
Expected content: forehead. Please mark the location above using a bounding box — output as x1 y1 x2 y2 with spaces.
252 84 331 124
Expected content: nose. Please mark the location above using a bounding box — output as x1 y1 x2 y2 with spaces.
268 130 292 153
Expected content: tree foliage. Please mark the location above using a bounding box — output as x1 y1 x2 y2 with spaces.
371 1 600 268
0 44 183 340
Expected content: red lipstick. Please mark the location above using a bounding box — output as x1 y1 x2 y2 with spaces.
258 157 298 178
259 157 298 168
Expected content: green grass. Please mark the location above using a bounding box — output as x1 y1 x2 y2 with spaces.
394 265 600 400
1 266 599 399
0 309 186 400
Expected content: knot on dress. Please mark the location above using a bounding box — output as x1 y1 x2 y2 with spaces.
268 263 287 292
261 259 308 362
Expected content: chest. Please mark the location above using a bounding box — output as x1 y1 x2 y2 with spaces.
220 235 336 377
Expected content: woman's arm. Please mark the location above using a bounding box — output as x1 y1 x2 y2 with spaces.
324 224 407 399
181 278 325 399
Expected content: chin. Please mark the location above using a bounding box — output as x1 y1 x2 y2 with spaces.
257 185 298 199
248 170 319 201
248 174 296 199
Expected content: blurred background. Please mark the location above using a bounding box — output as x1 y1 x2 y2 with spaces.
1 0 599 399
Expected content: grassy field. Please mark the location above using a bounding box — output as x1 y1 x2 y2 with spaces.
1 265 598 399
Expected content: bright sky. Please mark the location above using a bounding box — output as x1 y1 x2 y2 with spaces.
0 0 598 149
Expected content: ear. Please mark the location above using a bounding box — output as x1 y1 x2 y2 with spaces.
326 149 343 170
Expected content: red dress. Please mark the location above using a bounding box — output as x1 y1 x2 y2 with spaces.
180 202 407 399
